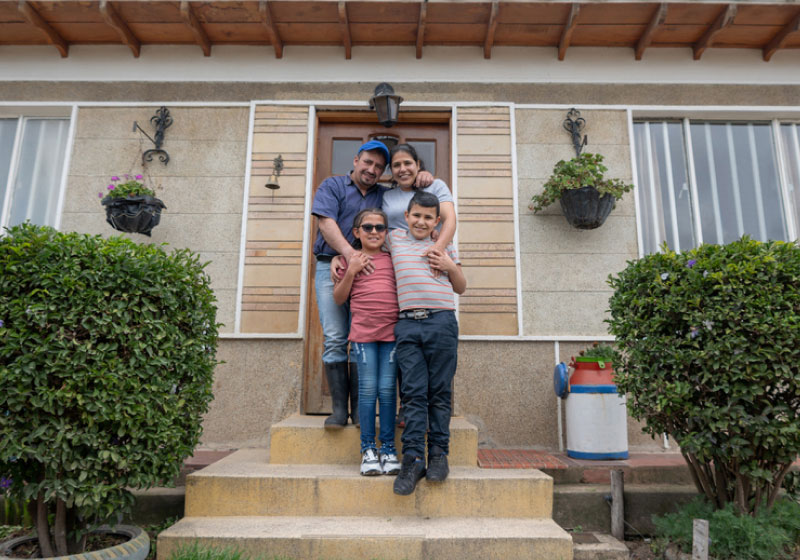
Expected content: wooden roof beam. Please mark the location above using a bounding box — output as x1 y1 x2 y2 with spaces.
338 1 351 60
17 0 68 58
258 1 283 59
99 0 140 58
558 3 580 61
763 9 800 62
484 1 499 60
693 3 737 60
180 1 211 57
635 3 667 61
416 0 427 60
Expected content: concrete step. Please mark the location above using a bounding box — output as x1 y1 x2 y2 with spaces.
269 413 478 467
185 449 554 519
157 516 574 560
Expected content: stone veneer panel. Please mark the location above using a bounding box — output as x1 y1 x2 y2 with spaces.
62 106 248 334
516 109 639 337
457 107 518 336
239 105 308 334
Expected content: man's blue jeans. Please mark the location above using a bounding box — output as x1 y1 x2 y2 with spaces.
395 310 458 458
352 341 398 453
314 260 349 364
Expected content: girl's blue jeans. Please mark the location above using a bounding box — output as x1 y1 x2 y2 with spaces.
351 341 397 453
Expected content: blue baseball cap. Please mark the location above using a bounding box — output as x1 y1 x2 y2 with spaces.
357 140 390 166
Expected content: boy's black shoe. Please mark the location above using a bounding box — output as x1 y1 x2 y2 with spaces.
393 454 426 495
426 445 449 482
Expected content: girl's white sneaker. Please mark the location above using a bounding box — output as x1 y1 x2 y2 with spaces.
360 448 382 476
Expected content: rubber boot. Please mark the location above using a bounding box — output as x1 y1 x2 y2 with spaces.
324 362 349 429
348 361 359 427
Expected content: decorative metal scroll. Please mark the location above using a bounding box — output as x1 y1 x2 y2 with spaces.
563 108 588 157
133 106 173 165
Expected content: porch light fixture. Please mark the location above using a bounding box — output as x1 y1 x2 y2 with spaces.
264 154 284 190
369 83 403 128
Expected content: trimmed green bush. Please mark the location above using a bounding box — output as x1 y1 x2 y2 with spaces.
607 238 800 515
653 497 800 559
0 224 219 555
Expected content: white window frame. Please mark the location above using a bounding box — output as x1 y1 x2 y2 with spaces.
631 110 800 257
0 105 77 233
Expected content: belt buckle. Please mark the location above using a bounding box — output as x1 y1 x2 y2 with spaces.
412 309 429 320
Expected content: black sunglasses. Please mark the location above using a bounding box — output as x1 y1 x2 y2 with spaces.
359 223 387 233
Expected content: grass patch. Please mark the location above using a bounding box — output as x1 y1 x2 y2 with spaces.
165 542 297 560
653 497 800 560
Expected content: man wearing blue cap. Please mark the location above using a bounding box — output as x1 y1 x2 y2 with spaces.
311 140 429 429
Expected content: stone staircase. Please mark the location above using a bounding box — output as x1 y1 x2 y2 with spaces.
157 414 574 560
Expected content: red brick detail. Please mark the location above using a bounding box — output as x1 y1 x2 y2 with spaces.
478 449 569 469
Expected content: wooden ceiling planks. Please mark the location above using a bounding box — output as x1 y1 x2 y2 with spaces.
1 0 799 60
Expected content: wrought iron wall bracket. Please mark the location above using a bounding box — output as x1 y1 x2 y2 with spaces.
564 108 588 157
133 106 173 165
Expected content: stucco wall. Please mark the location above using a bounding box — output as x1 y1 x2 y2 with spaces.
517 108 638 336
62 106 248 333
38 86 743 451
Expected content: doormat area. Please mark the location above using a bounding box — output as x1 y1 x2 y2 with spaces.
478 449 569 469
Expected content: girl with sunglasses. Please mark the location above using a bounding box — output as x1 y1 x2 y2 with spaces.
333 208 401 476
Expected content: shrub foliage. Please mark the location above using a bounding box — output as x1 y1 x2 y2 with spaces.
0 224 219 555
607 238 800 515
653 497 800 559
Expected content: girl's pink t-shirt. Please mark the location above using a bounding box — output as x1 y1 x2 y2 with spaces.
345 251 399 342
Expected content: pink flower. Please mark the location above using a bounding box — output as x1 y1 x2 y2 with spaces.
107 184 115 190
111 176 120 181
98 192 103 198
135 174 143 180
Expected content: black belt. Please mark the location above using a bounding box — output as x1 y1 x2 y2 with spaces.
316 254 334 262
398 308 448 320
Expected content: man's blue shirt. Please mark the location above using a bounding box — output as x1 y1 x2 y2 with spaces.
311 174 387 257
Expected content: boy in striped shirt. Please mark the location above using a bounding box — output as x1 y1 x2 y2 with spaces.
386 190 467 496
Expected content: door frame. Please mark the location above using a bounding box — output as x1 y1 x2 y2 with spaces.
301 109 453 414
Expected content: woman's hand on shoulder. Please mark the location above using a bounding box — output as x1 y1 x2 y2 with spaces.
415 171 434 188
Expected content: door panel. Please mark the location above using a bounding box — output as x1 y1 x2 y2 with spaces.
303 115 451 413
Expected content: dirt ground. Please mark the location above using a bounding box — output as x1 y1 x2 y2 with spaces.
626 538 658 559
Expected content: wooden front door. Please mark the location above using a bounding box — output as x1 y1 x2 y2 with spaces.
303 113 451 414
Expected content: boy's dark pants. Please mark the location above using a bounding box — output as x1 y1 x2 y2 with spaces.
395 310 459 459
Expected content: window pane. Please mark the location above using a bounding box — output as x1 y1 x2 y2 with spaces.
633 121 694 253
690 122 786 244
407 140 435 175
779 123 800 234
331 139 362 176
8 118 69 228
0 119 18 224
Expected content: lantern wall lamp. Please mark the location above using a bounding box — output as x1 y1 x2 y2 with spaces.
369 83 403 128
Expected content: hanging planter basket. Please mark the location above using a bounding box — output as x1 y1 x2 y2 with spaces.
559 186 615 230
102 195 166 237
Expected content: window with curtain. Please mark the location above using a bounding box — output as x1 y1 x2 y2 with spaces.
634 119 799 254
1 116 70 230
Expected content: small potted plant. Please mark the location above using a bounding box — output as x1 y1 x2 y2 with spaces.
528 152 633 230
100 174 166 236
